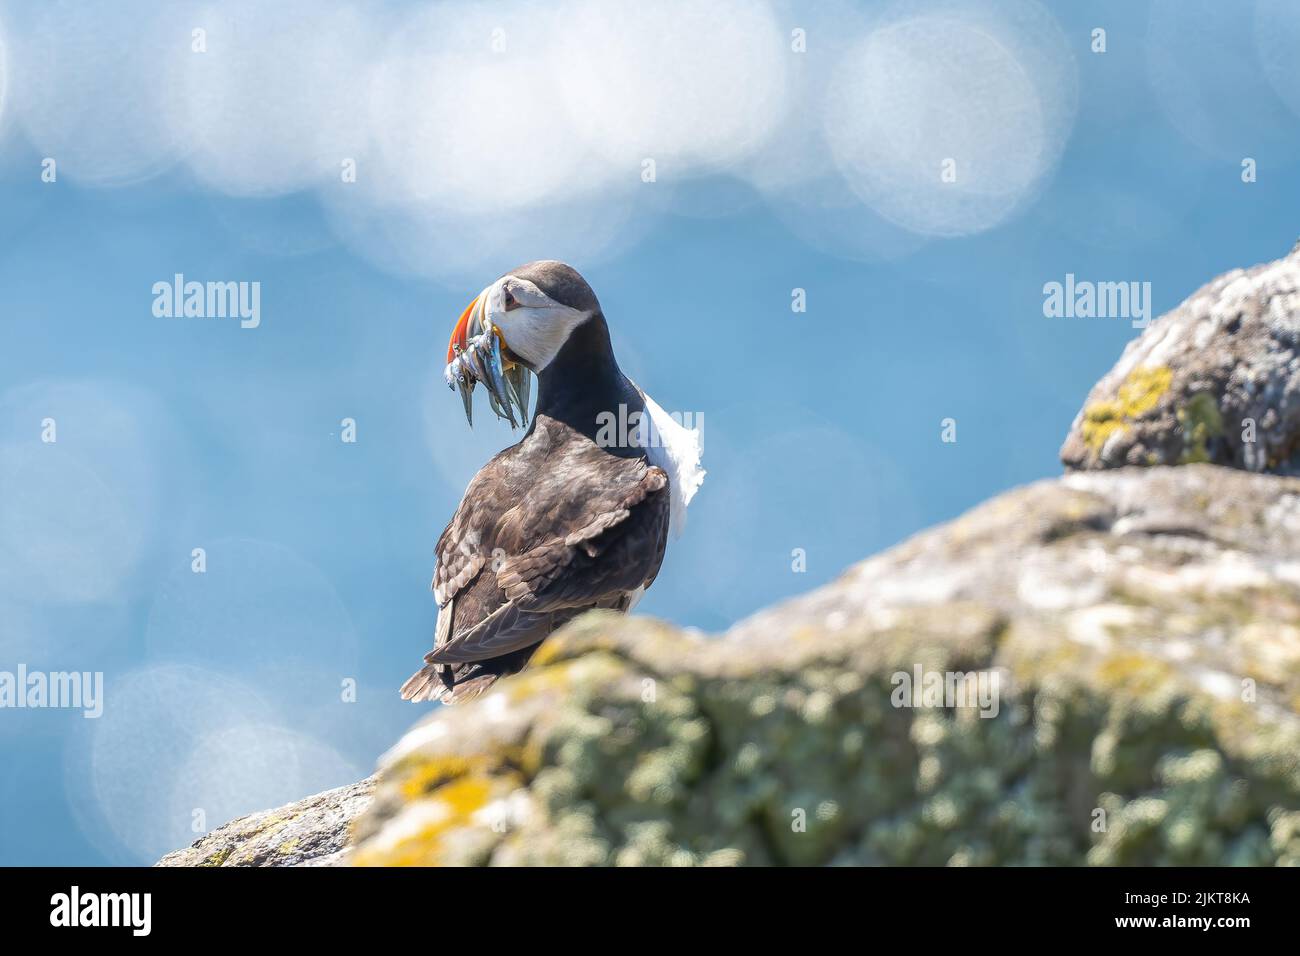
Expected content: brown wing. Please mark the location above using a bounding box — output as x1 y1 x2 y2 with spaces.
402 416 670 699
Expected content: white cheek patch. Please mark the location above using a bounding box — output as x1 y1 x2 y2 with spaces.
498 305 589 370
483 278 589 370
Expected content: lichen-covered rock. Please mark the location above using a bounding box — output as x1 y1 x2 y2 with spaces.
156 777 374 867
351 465 1300 866
1061 243 1300 473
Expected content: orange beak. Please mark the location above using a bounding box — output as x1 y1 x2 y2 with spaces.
446 294 481 365
443 287 531 429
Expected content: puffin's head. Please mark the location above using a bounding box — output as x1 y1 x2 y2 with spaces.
444 260 600 427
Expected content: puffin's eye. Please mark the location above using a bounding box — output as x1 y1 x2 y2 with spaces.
502 287 520 311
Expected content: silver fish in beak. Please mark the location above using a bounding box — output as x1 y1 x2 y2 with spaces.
444 293 532 429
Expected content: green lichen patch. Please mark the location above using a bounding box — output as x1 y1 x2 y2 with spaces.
1177 392 1224 464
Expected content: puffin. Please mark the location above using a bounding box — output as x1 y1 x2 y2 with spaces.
400 261 704 704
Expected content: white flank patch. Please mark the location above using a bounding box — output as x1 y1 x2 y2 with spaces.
635 386 705 538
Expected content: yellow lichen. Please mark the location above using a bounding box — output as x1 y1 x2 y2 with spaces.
529 640 568 668
505 659 578 701
200 846 233 867
431 776 493 818
354 772 516 866
1080 365 1174 455
399 754 496 800
236 814 289 843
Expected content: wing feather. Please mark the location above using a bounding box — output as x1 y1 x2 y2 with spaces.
426 603 552 664
415 417 671 688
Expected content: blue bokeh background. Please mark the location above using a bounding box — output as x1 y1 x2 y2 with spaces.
2 0 1299 864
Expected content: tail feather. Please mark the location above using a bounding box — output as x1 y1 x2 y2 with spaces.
400 641 546 705
438 672 500 704
399 664 446 703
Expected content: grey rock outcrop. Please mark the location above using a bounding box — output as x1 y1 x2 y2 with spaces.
155 466 1300 867
348 465 1300 866
156 777 374 867
1061 243 1300 473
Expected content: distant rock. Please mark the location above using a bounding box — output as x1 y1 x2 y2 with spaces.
156 777 374 867
1061 243 1300 473
349 465 1300 866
